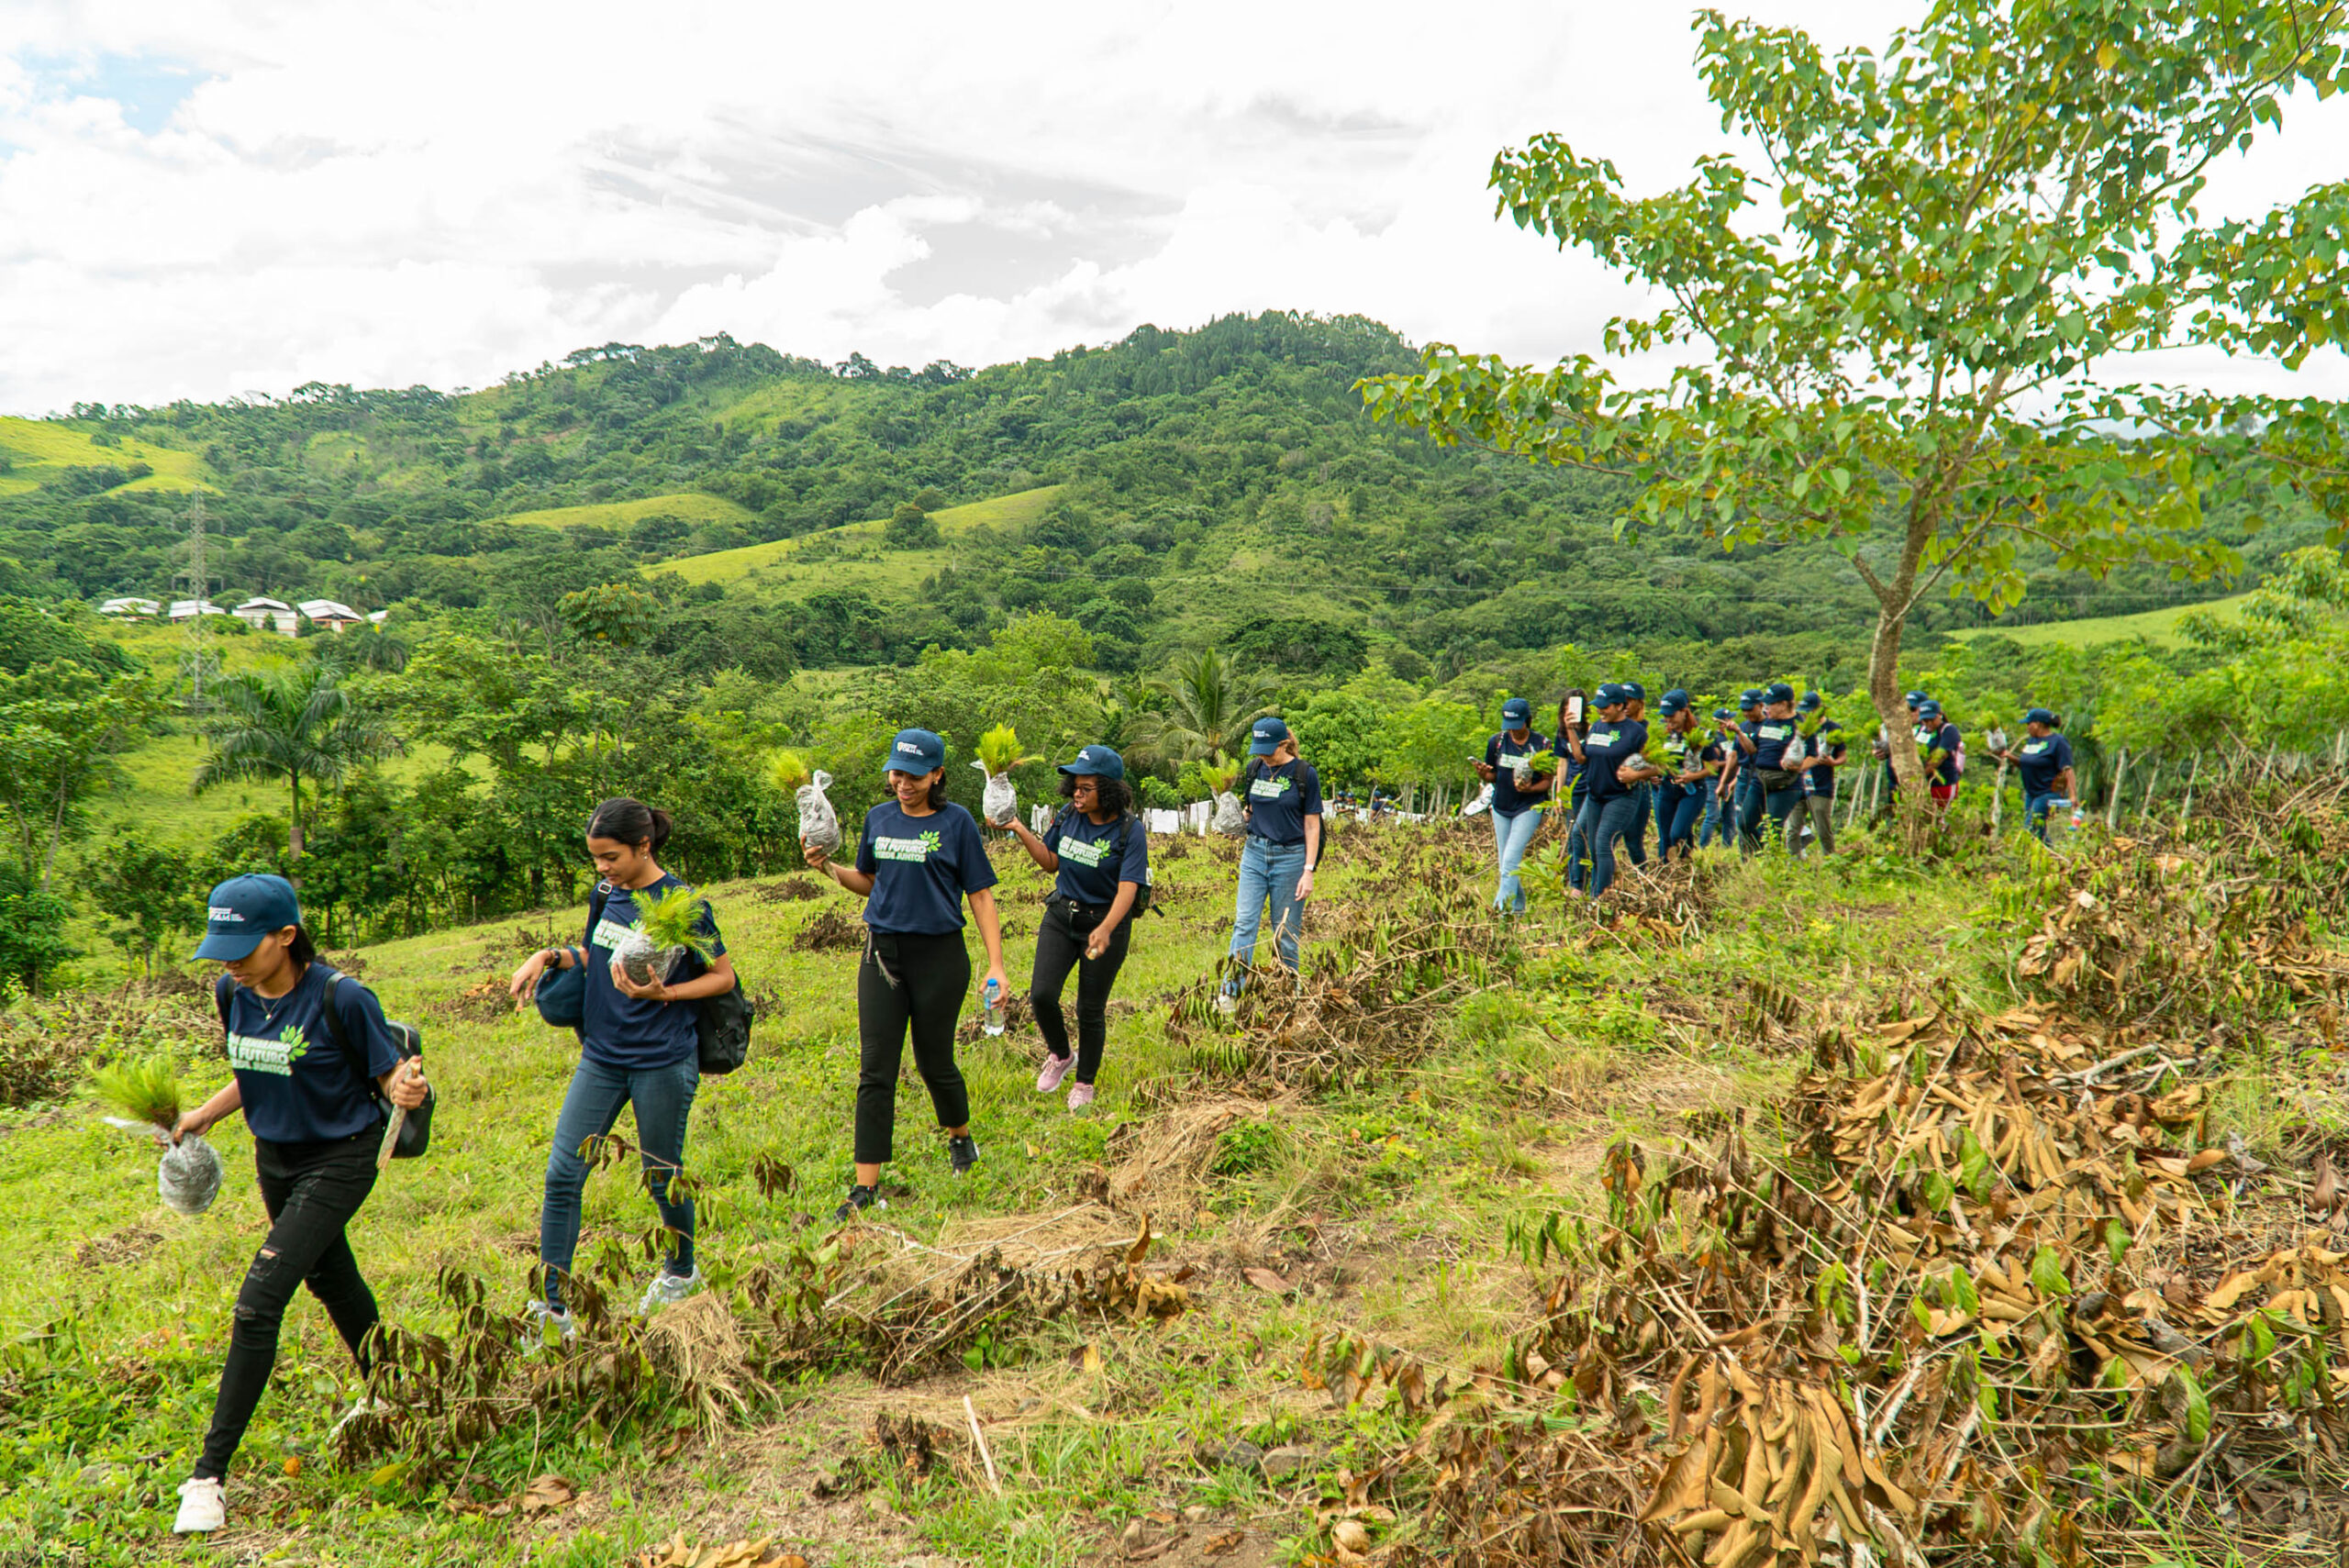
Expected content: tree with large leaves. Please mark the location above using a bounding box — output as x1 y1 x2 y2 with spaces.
1363 0 2349 797
1133 648 1277 765
0 663 161 889
195 662 389 859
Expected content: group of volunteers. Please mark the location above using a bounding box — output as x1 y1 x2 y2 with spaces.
165 716 1325 1534
1473 684 2081 911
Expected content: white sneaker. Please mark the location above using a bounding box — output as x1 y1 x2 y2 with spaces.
521 1298 576 1352
637 1267 703 1315
173 1476 226 1533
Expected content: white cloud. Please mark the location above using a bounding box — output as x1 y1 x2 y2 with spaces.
1 0 2343 412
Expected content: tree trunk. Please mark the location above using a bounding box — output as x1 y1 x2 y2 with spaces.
288 773 306 859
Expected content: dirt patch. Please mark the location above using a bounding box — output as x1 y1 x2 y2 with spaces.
73 1224 164 1270
435 976 518 1025
793 908 865 952
750 877 827 904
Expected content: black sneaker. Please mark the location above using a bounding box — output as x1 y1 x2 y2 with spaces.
832 1184 884 1223
948 1135 980 1177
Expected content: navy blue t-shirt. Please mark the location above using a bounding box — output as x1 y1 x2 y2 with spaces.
1242 759 1323 846
222 963 398 1145
855 800 997 934
1045 809 1150 906
1486 729 1552 817
1926 721 1963 785
2013 732 2073 795
1582 719 1648 803
1801 720 1847 798
1751 717 1798 771
584 873 724 1070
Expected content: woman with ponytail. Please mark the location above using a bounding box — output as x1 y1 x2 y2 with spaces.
507 798 733 1337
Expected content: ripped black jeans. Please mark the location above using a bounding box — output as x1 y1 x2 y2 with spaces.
195 1128 382 1480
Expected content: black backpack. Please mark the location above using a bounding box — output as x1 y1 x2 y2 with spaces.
215 968 434 1159
584 883 752 1075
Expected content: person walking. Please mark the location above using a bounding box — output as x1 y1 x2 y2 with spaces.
1553 690 1591 891
507 799 736 1339
1474 696 1552 914
1994 709 2076 841
1218 717 1323 1007
1791 692 1846 858
170 875 429 1535
1618 681 1654 872
1918 700 1964 808
805 729 1008 1221
1698 707 1740 850
1001 745 1147 1111
1653 689 1709 860
1564 684 1653 897
1742 683 1807 852
1724 689 1766 853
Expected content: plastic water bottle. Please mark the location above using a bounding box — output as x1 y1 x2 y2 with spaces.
982 978 1005 1038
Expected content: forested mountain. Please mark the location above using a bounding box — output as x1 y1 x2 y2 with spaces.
1 313 2314 682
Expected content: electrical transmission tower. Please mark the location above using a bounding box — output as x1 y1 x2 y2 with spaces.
176 493 218 709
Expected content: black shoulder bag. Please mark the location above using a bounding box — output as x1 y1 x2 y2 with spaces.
216 970 433 1159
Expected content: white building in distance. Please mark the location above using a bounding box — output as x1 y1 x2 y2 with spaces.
233 596 300 636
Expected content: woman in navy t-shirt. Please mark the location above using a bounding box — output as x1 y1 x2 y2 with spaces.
1993 708 2076 841
1473 695 1550 914
1003 745 1148 1111
805 728 1007 1221
1217 717 1323 1008
508 798 736 1335
168 874 428 1537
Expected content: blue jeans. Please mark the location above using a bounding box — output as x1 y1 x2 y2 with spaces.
1736 777 1765 855
1698 788 1727 848
1225 837 1308 990
1563 784 1589 890
1626 784 1652 867
1576 794 1644 897
1490 807 1542 913
1658 783 1704 857
1763 784 1803 851
2025 791 2069 842
540 1053 698 1307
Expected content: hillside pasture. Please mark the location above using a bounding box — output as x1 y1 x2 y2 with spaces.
658 484 1065 591
500 493 758 534
1953 593 2249 649
0 416 209 498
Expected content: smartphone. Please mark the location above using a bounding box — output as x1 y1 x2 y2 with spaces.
1565 695 1586 725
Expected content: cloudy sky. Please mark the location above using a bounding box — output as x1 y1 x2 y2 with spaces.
3 0 2344 415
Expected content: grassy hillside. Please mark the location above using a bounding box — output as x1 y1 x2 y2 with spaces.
0 415 208 498
658 485 1063 590
502 493 756 533
1954 593 2249 649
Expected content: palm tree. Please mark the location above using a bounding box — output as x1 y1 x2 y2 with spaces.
1132 648 1276 765
195 663 388 858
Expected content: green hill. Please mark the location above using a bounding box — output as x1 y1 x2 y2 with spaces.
500 492 755 533
659 485 1063 589
0 414 208 499
1952 594 2249 650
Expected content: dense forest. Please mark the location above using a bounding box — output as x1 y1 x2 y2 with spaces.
4 313 2317 685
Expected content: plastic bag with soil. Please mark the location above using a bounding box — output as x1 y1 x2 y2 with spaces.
1210 791 1245 835
796 770 841 856
974 763 1018 828
1030 803 1054 836
159 1133 225 1217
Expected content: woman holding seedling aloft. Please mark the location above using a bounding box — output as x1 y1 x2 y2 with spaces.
1473 695 1550 915
508 799 733 1337
168 874 429 1535
1002 745 1148 1111
806 728 1008 1220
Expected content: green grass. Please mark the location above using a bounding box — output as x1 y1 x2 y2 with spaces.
0 813 2199 1565
658 486 1063 591
0 415 210 497
1951 593 2248 649
499 493 757 533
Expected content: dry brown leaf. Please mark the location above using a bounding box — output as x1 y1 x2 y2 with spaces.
519 1473 576 1515
1243 1266 1294 1294
1204 1531 1244 1557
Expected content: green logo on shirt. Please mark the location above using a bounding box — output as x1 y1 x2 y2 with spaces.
874 832 942 862
1061 834 1109 868
1248 775 1292 801
228 1024 309 1078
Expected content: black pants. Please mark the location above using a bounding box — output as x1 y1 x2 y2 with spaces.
196 1129 381 1480
1030 899 1131 1085
855 930 972 1164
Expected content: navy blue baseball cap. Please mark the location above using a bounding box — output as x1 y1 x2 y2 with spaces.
1765 681 1796 705
886 728 947 774
1619 680 1647 704
1798 691 1823 713
1248 717 1291 756
2024 706 2055 726
1658 691 1688 716
1594 682 1629 706
1904 690 1927 707
1058 744 1126 780
1919 701 1944 719
1738 688 1764 707
1501 696 1532 725
194 873 302 962
1711 706 1736 721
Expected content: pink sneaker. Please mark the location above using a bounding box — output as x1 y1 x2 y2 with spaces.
1066 1082 1097 1112
1035 1053 1075 1094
